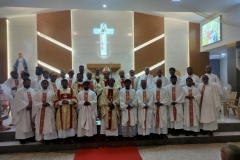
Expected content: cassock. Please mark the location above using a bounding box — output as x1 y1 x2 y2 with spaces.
137 74 154 90
165 84 185 129
48 81 61 93
198 83 221 131
13 87 35 139
54 88 78 138
201 73 220 84
181 74 200 87
92 75 104 84
33 89 58 141
120 88 138 137
183 86 201 132
153 76 168 87
77 89 97 137
166 75 181 85
129 76 139 91
136 88 154 136
72 81 84 95
152 86 170 134
99 86 120 136
116 78 125 89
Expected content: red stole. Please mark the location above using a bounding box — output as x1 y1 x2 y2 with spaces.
84 92 88 101
172 87 177 121
156 90 160 128
188 89 194 126
52 83 57 93
144 76 148 83
38 76 41 82
130 78 134 89
107 88 114 130
121 78 125 88
143 90 147 129
126 90 131 126
15 79 19 87
95 76 100 83
39 92 47 134
104 79 109 87
199 85 206 110
68 79 73 88
89 81 94 90
78 83 83 92
27 92 34 130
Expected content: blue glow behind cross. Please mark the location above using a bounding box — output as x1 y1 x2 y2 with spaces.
93 22 114 56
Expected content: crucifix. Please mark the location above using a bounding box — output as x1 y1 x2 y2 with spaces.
93 22 114 56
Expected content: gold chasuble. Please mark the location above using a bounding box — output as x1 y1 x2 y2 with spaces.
72 82 84 94
54 88 78 131
99 86 120 130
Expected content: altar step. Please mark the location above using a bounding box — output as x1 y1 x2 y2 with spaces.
0 131 240 154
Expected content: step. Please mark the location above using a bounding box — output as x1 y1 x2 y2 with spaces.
0 131 240 153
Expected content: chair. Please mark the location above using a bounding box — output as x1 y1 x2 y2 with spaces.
227 98 240 120
223 92 237 117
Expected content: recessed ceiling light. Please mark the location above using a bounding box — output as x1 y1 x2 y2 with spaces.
102 4 107 8
221 53 226 56
128 33 132 36
172 0 181 2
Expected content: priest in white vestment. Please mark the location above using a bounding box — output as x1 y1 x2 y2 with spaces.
152 79 170 136
183 78 201 136
86 72 97 92
181 67 200 87
77 81 97 137
198 75 222 136
153 68 168 87
48 72 60 93
37 71 51 90
32 67 44 83
120 79 138 138
33 80 57 142
18 71 38 91
72 73 84 94
116 70 126 89
137 80 154 136
166 67 181 85
201 65 220 84
137 67 154 90
13 79 36 144
128 70 139 91
92 68 104 84
99 78 120 138
165 75 185 136
67 69 75 88
95 66 111 96
56 69 67 86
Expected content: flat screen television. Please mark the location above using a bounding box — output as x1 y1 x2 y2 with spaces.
202 16 222 46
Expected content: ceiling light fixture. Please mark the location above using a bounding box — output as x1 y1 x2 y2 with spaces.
102 4 107 8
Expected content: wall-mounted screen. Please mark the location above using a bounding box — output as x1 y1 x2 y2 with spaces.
202 16 221 46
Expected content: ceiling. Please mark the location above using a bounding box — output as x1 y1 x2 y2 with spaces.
0 0 240 23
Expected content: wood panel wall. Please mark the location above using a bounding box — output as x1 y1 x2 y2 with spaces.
37 10 72 72
134 12 165 76
0 18 8 83
189 22 209 77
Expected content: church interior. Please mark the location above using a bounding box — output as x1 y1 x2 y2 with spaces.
0 0 240 159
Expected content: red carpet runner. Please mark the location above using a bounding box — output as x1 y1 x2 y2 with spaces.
74 146 142 160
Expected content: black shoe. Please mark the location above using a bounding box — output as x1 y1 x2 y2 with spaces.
192 132 198 137
19 139 26 144
185 132 191 136
202 130 208 135
28 137 36 142
208 131 213 137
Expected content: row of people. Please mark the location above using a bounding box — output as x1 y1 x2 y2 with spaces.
12 72 222 144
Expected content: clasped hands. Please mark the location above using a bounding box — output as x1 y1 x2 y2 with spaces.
108 102 115 110
155 102 163 107
42 102 50 108
84 101 91 106
185 96 194 99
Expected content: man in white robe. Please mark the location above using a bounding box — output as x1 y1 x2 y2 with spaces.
137 67 154 90
67 69 75 88
77 81 97 137
56 69 67 86
96 66 111 96
116 70 126 89
32 67 44 83
33 80 57 143
183 78 201 136
13 79 36 144
152 79 170 137
153 68 168 87
37 71 51 90
181 67 200 87
166 67 181 85
137 80 154 137
201 65 220 83
92 68 104 84
18 71 38 91
128 70 139 91
48 72 60 93
198 75 222 136
165 75 185 136
86 72 97 92
120 79 138 138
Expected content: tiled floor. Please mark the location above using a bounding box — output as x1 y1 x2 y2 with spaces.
0 142 239 160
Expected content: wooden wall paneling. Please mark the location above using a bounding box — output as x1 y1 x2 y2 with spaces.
0 18 8 83
189 22 209 76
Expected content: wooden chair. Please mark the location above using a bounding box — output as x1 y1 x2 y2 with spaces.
223 92 237 117
227 98 240 120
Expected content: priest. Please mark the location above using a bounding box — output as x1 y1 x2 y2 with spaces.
72 73 84 94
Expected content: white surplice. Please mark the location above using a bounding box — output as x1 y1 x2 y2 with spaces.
201 73 221 84
136 88 154 136
166 75 181 85
77 89 97 137
153 75 168 88
181 74 200 87
18 78 38 91
128 76 139 91
37 78 51 90
33 89 57 141
137 74 154 90
48 81 61 93
183 86 201 132
165 84 185 129
151 87 170 134
198 83 221 131
13 87 36 139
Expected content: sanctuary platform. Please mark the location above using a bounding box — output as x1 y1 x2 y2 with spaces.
0 113 240 154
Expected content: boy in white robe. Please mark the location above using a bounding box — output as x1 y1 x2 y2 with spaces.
165 75 185 136
77 81 97 137
33 80 58 144
136 80 154 137
13 79 36 144
183 78 201 136
152 79 170 138
120 79 138 138
198 75 221 136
